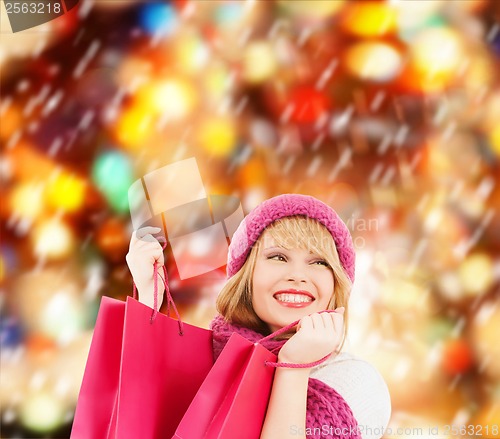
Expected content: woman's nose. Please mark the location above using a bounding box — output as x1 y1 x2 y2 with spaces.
286 264 308 283
287 277 307 284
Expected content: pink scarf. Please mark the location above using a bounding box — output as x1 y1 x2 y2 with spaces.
210 315 361 439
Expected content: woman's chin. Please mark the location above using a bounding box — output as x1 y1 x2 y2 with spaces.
260 305 316 332
268 314 305 332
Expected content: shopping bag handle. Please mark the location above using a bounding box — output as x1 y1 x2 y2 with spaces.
132 242 184 334
260 310 340 369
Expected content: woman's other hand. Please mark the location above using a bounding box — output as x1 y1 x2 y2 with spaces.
278 308 345 366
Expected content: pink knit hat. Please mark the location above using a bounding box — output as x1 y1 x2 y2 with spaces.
226 194 355 283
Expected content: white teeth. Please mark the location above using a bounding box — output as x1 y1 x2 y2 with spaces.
274 293 312 303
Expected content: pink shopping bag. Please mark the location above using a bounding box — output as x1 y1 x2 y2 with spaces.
70 296 126 439
173 314 334 439
173 332 276 439
72 264 214 439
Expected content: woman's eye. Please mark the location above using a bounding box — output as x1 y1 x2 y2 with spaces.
268 254 286 262
314 260 330 267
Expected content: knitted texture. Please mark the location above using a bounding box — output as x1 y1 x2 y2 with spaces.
226 194 356 283
210 315 361 439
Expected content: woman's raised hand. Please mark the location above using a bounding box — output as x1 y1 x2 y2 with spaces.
126 226 166 309
278 308 345 366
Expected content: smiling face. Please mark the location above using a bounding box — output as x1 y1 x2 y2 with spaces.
251 230 335 332
216 215 352 341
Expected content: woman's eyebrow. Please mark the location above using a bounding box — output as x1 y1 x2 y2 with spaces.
263 246 285 251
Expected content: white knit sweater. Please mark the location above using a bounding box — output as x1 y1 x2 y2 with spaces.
310 352 392 439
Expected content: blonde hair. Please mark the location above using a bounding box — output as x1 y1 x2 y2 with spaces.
216 215 353 352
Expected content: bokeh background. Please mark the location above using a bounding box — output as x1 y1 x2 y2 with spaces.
1 0 500 437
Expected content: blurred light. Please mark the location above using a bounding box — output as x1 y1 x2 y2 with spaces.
10 182 45 220
344 41 403 82
329 108 354 137
490 29 500 57
0 156 13 184
115 107 155 151
277 0 345 20
33 218 74 260
116 56 152 91
243 41 277 84
95 218 129 263
380 278 430 313
412 28 462 73
0 105 22 140
341 1 397 37
461 51 493 94
40 292 86 343
91 150 134 213
26 334 57 356
452 0 488 13
203 62 231 100
409 28 463 92
250 119 278 148
13 269 84 338
368 347 444 408
49 332 93 405
214 3 245 26
94 0 138 9
81 257 106 303
197 117 237 157
423 317 454 344
139 2 178 36
0 358 29 410
173 32 210 73
394 0 447 46
20 391 65 433
424 134 480 178
378 247 411 275
419 204 470 271
458 253 494 297
483 92 500 131
436 271 463 302
441 338 474 375
242 187 267 213
455 188 487 220
5 143 56 182
474 400 500 430
46 171 86 212
471 302 500 379
238 157 268 188
289 85 330 124
489 125 500 156
136 78 198 120
394 0 444 28
328 183 359 217
0 317 23 348
75 67 118 108
354 249 374 277
0 254 4 283
423 207 445 233
0 245 17 282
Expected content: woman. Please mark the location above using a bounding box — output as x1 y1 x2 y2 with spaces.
127 193 391 439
